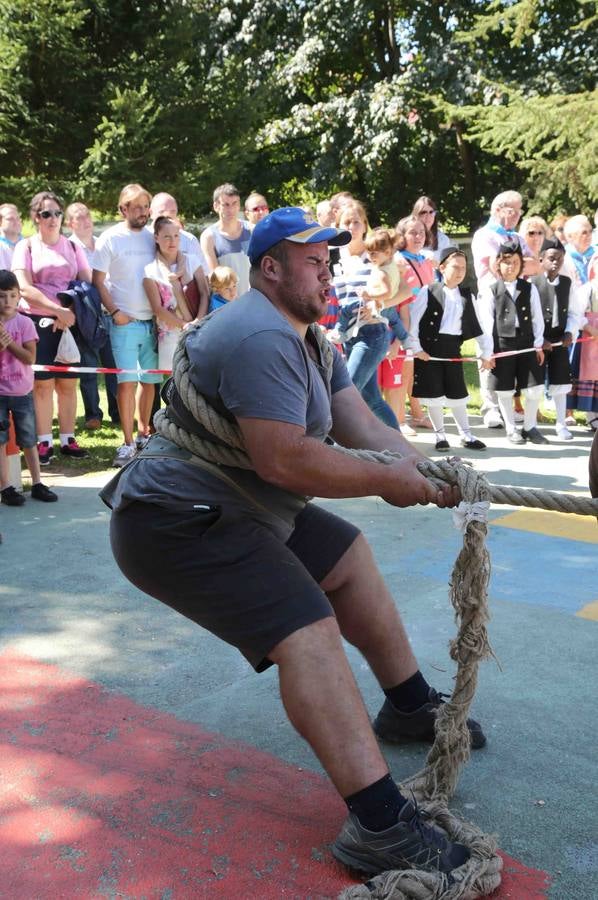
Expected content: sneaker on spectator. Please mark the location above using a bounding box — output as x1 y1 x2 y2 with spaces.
37 441 54 466
85 418 102 430
555 425 573 441
60 437 89 458
1 485 26 506
332 799 470 876
135 433 151 451
483 409 503 429
564 415 576 427
31 482 58 502
513 410 525 424
112 443 136 468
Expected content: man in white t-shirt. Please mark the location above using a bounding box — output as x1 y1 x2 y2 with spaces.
92 184 162 467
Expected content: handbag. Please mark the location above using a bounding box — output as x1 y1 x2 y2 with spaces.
183 278 201 319
377 351 406 390
54 327 81 365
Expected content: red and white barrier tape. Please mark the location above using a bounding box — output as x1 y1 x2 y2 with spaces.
31 336 593 376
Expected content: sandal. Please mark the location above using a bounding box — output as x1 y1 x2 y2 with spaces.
410 416 434 430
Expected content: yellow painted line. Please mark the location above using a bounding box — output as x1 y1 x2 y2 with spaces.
492 509 598 544
576 601 598 620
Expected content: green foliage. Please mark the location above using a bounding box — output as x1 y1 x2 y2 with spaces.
0 0 595 225
461 88 598 211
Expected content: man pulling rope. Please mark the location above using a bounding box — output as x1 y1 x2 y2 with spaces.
101 208 488 883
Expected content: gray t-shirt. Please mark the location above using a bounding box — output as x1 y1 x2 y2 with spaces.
102 289 352 538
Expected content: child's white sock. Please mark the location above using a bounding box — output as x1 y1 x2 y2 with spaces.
427 404 445 437
496 392 516 433
450 401 471 440
59 433 74 446
37 433 52 446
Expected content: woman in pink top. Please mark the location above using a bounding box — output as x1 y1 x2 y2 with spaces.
388 216 435 433
12 191 91 464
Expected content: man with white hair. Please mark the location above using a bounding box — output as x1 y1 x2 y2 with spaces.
471 190 538 427
0 203 22 269
316 199 336 228
561 215 595 287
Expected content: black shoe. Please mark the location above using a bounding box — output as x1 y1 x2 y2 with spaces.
508 430 526 445
435 439 450 451
460 438 486 450
1 485 26 506
521 427 549 445
37 441 54 465
373 690 486 750
60 437 89 458
31 482 58 502
332 799 470 876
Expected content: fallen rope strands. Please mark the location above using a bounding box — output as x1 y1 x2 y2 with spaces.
155 321 596 900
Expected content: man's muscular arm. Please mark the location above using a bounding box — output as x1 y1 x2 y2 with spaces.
237 413 458 509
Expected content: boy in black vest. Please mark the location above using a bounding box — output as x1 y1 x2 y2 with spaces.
480 240 546 444
408 246 491 451
530 237 581 441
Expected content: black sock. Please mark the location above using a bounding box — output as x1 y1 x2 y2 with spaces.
345 774 408 832
384 670 430 713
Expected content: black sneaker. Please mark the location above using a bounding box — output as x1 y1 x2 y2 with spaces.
1 485 26 506
435 439 450 451
31 483 58 502
37 441 54 465
521 427 549 445
373 690 486 750
460 438 486 450
60 437 89 458
332 799 470 876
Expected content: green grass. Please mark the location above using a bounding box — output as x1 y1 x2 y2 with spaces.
21 379 158 479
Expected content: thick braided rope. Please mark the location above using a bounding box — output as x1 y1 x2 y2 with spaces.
340 464 502 900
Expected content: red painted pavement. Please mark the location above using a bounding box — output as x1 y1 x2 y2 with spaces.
0 651 550 898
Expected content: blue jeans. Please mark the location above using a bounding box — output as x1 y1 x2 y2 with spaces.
79 329 119 423
345 326 399 429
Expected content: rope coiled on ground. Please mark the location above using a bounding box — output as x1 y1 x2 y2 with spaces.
154 320 597 899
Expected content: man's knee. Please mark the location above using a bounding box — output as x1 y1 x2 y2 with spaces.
268 615 342 665
320 532 374 593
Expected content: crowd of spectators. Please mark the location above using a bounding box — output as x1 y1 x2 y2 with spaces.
1 182 597 506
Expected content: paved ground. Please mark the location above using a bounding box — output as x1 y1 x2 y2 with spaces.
1 416 597 899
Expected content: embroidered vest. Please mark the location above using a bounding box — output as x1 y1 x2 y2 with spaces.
418 283 482 352
491 279 533 343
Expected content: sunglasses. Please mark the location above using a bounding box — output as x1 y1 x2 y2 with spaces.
420 209 436 215
248 205 269 213
527 230 544 236
39 209 63 219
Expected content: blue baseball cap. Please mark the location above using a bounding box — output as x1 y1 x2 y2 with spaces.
248 206 351 265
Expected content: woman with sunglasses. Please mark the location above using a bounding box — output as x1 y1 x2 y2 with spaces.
518 216 550 261
411 196 451 263
12 191 91 464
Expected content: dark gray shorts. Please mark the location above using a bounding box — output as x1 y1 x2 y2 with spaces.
110 500 361 672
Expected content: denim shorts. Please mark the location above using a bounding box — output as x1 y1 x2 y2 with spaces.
108 319 162 384
0 393 37 448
